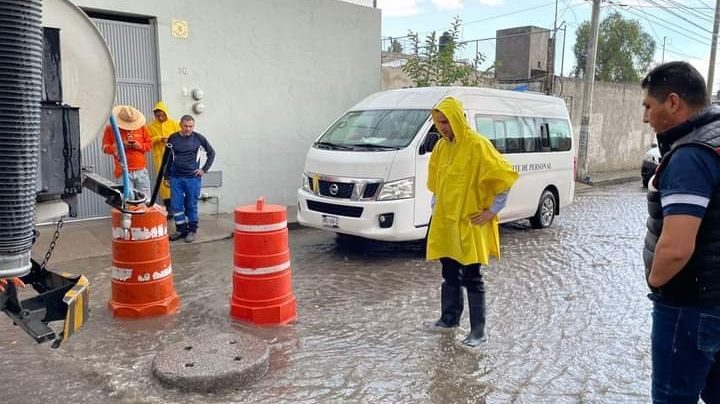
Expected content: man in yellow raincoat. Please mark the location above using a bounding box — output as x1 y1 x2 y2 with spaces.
149 101 181 211
426 96 518 347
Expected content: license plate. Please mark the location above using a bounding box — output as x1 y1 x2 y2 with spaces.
322 215 339 228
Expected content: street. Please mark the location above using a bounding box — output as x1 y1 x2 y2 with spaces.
0 180 652 403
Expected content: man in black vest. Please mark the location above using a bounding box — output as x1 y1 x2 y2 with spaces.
641 61 720 403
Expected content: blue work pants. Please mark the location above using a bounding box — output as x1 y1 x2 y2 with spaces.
169 176 201 233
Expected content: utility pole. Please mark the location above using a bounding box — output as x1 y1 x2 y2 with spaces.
577 0 601 183
545 0 560 94
560 24 567 77
661 36 666 64
545 34 556 94
708 0 720 96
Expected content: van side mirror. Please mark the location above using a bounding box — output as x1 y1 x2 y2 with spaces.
420 131 440 155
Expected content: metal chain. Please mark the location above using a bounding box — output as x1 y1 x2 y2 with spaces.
40 216 64 270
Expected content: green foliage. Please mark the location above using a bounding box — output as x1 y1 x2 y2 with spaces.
573 12 656 82
402 16 486 87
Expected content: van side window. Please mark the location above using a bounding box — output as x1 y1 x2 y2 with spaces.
475 116 504 151
493 121 507 152
420 125 441 154
475 114 572 154
545 119 572 151
521 117 540 153
504 117 524 153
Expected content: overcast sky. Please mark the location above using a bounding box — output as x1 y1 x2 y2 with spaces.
377 0 719 91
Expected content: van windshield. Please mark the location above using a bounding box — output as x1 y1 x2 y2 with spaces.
315 109 430 151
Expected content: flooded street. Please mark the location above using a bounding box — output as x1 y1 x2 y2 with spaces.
1 181 653 403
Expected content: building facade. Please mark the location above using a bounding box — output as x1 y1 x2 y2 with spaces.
69 0 381 218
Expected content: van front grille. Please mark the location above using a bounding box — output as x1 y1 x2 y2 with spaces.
363 183 380 198
318 180 354 198
307 200 363 218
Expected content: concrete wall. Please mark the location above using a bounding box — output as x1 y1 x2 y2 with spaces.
561 78 654 173
382 66 413 90
382 67 654 173
71 0 381 212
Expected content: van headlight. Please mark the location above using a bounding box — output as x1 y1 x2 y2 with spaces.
302 174 311 191
644 155 658 165
377 178 414 200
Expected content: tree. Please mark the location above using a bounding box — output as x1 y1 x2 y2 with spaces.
402 16 486 87
573 12 656 82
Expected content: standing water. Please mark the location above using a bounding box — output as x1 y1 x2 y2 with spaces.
1 182 652 403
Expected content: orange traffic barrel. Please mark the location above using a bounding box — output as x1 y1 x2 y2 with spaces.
230 197 296 325
109 205 180 317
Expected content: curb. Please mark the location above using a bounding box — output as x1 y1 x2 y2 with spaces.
576 176 639 191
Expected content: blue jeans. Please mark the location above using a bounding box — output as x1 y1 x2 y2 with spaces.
169 176 201 233
127 168 151 201
649 293 720 403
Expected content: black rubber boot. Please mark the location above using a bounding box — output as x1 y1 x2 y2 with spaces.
461 291 487 346
432 282 463 329
461 268 487 347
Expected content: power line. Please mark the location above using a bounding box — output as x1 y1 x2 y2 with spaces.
559 0 584 24
608 3 707 60
657 0 714 23
462 1 560 26
641 0 713 33
612 2 711 45
622 4 710 8
459 27 555 45
383 1 586 45
665 47 704 60
695 0 714 9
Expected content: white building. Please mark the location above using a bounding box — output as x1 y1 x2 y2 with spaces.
66 0 381 218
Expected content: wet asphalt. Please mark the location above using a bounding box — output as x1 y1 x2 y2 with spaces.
0 180 653 403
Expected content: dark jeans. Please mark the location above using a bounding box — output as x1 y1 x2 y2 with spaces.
649 293 720 403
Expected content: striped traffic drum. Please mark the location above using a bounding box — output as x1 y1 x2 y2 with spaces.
230 197 296 325
109 205 180 317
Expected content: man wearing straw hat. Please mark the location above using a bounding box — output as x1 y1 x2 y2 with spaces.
102 105 153 200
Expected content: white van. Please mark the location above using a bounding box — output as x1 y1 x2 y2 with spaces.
296 86 575 241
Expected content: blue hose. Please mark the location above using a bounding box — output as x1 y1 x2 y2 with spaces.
108 115 132 202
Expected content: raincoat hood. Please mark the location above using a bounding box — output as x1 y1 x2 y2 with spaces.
148 100 181 200
426 96 519 265
153 101 170 115
432 96 472 143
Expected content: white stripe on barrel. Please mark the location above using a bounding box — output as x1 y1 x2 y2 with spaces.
234 260 291 275
235 221 287 233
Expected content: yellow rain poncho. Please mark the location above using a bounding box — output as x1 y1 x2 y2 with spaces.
426 97 519 265
148 101 181 200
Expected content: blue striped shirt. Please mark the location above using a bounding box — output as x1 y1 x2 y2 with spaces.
659 144 720 218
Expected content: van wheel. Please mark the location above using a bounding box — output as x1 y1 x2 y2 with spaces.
530 190 556 229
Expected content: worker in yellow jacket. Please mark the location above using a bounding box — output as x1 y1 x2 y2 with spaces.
426 96 518 347
148 101 181 211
